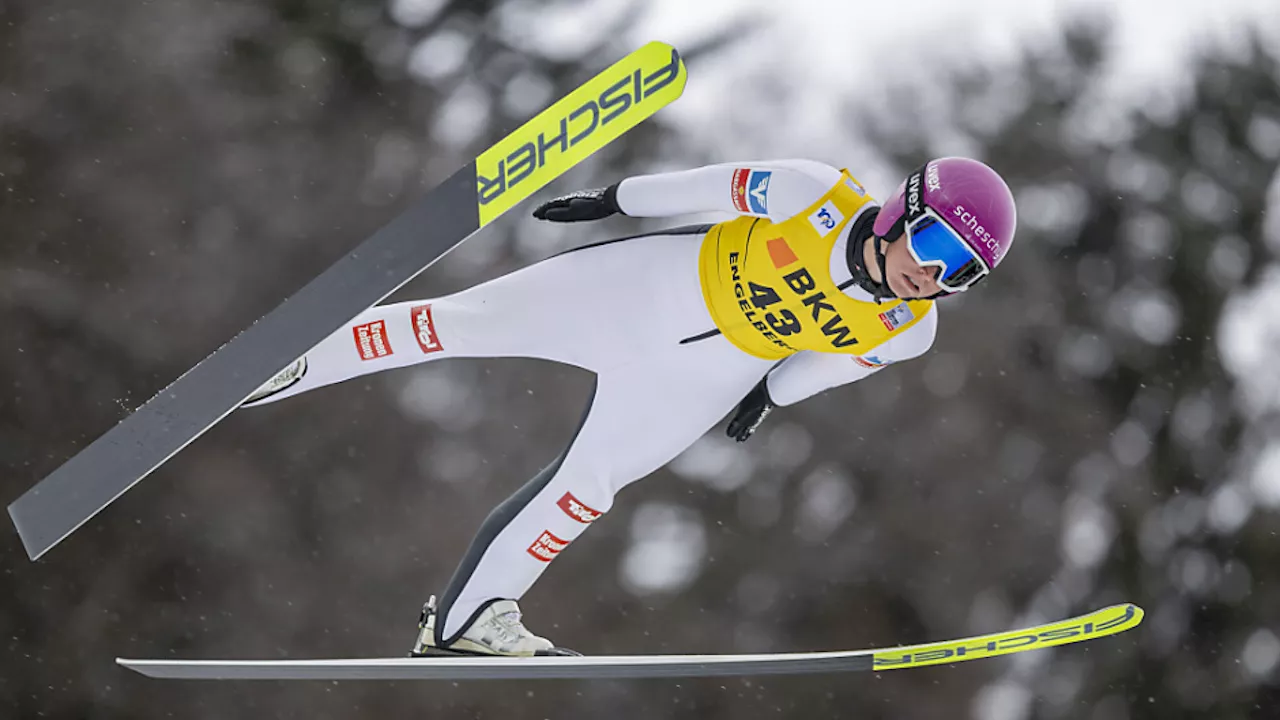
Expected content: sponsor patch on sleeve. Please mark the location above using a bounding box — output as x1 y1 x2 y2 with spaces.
353 320 393 361
878 303 915 331
746 170 771 214
731 168 751 212
853 354 890 369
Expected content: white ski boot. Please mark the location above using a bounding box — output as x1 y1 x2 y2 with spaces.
241 357 307 406
410 596 580 657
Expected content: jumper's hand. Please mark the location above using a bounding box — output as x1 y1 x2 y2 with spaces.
532 185 622 222
727 379 775 442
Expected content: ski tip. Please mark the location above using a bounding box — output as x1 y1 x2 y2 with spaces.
475 39 689 228
1108 602 1145 632
636 40 688 94
1120 602 1144 620
869 603 1145 672
637 40 685 65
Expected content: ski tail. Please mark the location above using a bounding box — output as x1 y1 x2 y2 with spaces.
8 42 686 561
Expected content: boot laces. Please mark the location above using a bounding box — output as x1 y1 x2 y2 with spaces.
492 609 529 643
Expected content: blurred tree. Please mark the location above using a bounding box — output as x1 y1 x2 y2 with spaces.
852 21 1280 720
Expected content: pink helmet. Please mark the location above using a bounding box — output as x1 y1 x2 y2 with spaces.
872 157 1017 270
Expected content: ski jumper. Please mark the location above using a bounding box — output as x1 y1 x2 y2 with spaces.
242 159 939 643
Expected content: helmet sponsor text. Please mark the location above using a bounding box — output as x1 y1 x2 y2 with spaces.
952 205 1001 257
925 162 942 192
906 171 923 216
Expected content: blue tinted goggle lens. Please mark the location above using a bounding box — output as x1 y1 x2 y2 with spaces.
906 216 986 289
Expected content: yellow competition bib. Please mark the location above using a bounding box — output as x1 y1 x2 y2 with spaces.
698 172 934 360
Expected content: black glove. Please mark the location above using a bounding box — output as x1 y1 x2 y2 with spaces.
532 184 623 222
726 378 775 442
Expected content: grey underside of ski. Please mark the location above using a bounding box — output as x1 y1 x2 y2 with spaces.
117 651 876 681
7 167 479 561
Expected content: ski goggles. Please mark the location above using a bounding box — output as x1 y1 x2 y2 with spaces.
904 208 990 293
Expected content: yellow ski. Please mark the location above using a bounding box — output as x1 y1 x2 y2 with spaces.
117 604 1144 680
476 40 686 226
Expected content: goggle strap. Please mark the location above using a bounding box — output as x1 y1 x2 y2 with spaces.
873 234 895 302
883 215 906 245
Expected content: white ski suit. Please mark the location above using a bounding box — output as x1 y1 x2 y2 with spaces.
244 159 938 643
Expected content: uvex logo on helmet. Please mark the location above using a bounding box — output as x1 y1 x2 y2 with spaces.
925 162 941 192
906 172 923 216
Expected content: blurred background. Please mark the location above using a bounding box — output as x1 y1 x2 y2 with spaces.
3 0 1280 717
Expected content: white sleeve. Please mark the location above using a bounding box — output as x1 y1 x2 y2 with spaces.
613 159 842 224
765 304 939 406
